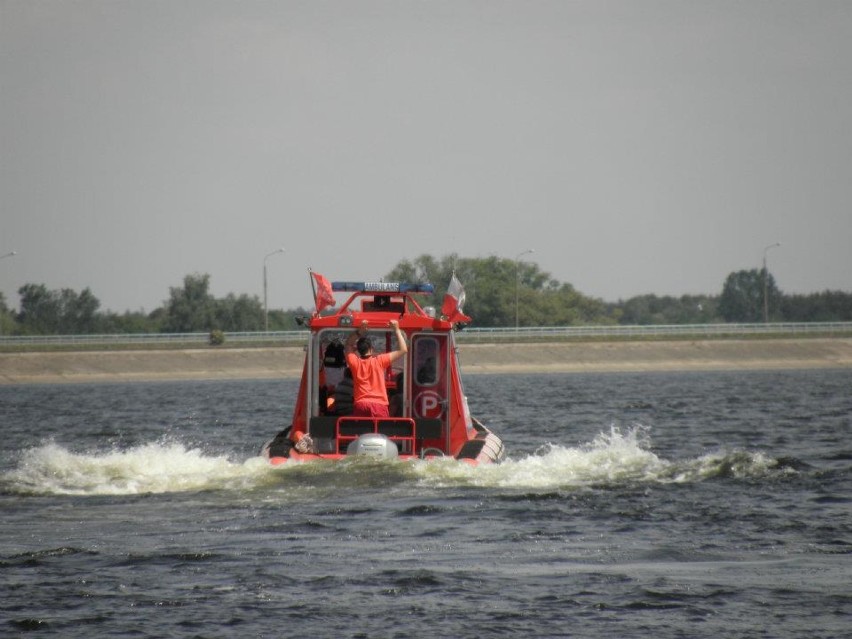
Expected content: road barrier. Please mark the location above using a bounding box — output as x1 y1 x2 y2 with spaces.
1 322 850 348
454 322 852 342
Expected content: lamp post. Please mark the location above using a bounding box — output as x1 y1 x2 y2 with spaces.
515 249 534 332
263 248 285 331
762 242 781 323
0 252 16 335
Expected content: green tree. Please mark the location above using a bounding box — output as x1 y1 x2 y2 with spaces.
17 283 62 333
462 256 516 326
719 269 781 322
62 287 101 333
16 284 104 334
781 290 852 322
385 254 613 327
386 254 457 306
162 273 216 332
618 294 718 325
268 307 313 331
0 292 17 334
100 309 160 333
214 293 264 331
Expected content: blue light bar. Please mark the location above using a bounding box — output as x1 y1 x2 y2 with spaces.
331 281 434 294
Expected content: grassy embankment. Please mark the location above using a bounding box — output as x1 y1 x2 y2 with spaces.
1 333 851 384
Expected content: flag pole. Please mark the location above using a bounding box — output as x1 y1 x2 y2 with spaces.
308 267 318 314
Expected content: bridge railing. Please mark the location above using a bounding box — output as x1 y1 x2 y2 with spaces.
1 322 850 348
454 322 852 342
0 331 308 347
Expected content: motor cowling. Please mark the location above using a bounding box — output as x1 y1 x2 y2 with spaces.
346 433 399 460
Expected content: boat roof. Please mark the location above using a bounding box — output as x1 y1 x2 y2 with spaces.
309 280 449 331
331 281 434 294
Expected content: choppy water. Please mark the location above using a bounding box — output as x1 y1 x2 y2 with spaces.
1 369 850 638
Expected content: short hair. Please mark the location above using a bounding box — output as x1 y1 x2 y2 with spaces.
356 337 372 357
323 340 344 366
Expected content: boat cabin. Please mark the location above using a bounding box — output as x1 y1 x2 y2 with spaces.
287 280 480 459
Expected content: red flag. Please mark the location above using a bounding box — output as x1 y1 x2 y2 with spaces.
441 274 471 323
311 272 335 313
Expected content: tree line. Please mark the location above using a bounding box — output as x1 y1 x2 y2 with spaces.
0 274 311 336
2 255 851 336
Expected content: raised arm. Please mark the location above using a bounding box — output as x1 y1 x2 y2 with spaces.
387 319 408 364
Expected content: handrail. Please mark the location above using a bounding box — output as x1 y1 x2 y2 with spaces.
0 330 309 346
335 417 417 455
454 322 852 342
0 322 850 347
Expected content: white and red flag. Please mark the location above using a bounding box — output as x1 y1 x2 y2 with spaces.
311 271 335 313
441 274 471 324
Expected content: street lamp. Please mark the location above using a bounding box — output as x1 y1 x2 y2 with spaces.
515 249 534 331
263 248 285 331
762 242 781 323
0 252 16 335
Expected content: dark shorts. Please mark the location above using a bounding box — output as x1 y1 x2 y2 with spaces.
352 401 390 418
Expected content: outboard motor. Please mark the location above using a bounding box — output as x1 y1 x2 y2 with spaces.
346 433 399 460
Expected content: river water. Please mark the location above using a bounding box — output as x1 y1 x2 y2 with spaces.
2 369 850 638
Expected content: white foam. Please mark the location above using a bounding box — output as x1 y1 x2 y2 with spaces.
3 427 787 496
4 441 267 496
413 425 668 489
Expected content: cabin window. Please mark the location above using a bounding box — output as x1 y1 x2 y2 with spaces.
316 330 349 416
316 328 406 416
414 337 439 386
361 295 406 314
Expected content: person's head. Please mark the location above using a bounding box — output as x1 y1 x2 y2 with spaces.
356 337 372 358
324 339 344 367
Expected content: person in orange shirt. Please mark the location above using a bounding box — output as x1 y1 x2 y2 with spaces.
344 319 408 418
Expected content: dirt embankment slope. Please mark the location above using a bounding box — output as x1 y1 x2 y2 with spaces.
457 338 852 374
1 338 851 385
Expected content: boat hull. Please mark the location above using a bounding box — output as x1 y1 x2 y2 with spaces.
261 428 505 466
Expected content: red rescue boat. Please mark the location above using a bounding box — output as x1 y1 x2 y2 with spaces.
261 275 505 465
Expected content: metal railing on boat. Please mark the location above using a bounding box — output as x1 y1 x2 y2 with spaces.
334 417 417 456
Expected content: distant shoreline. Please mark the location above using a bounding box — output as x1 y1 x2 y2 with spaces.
1 338 850 385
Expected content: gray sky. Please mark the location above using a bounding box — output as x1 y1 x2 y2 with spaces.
2 0 851 314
